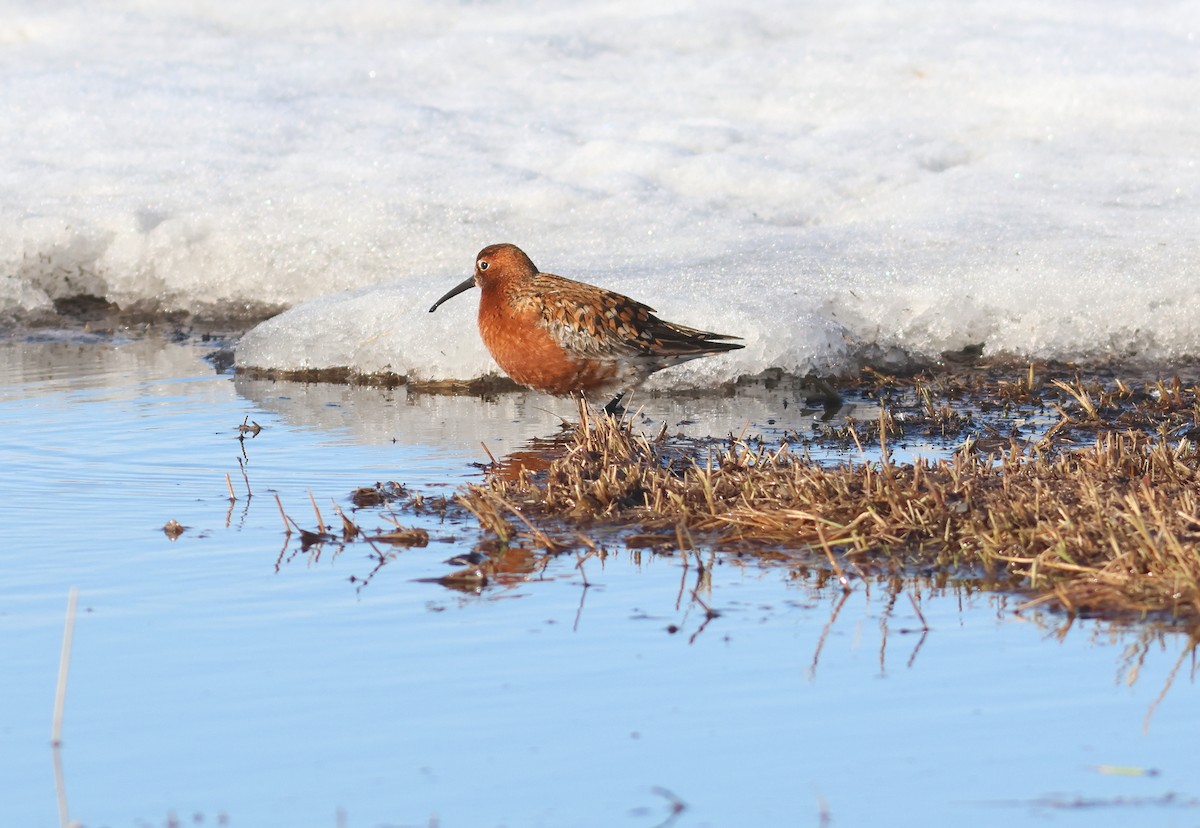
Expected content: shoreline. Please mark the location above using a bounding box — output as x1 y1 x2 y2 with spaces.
447 365 1200 630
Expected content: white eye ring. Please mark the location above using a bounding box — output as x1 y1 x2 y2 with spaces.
478 260 489 271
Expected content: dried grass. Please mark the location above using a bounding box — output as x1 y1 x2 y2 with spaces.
459 370 1200 625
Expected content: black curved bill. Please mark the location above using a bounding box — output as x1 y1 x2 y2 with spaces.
428 276 477 313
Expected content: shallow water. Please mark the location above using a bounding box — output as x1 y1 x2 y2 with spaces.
2 334 1198 828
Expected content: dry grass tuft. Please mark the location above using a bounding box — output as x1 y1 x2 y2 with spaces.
459 372 1200 625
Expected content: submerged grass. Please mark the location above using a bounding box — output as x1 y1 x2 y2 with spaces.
457 366 1200 626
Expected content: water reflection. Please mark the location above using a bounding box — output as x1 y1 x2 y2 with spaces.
264 437 1199 729
239 383 1200 728
5 335 1199 827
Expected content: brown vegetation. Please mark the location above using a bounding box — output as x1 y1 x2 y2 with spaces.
458 367 1200 626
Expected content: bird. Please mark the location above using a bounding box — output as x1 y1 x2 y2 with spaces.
429 243 743 413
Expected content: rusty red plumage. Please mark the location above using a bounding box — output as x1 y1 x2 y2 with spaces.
430 243 743 408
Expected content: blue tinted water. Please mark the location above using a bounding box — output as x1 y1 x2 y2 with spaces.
0 336 1196 828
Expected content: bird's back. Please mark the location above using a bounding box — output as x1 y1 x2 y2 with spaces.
515 271 742 364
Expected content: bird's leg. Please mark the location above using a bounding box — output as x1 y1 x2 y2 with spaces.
602 392 627 417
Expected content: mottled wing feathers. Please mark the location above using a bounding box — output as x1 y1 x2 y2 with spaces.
515 272 743 360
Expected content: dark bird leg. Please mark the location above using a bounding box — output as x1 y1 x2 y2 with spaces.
602 393 627 417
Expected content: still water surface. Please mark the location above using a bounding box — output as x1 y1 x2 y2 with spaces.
1 334 1197 828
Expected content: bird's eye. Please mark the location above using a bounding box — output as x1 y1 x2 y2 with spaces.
478 260 489 271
